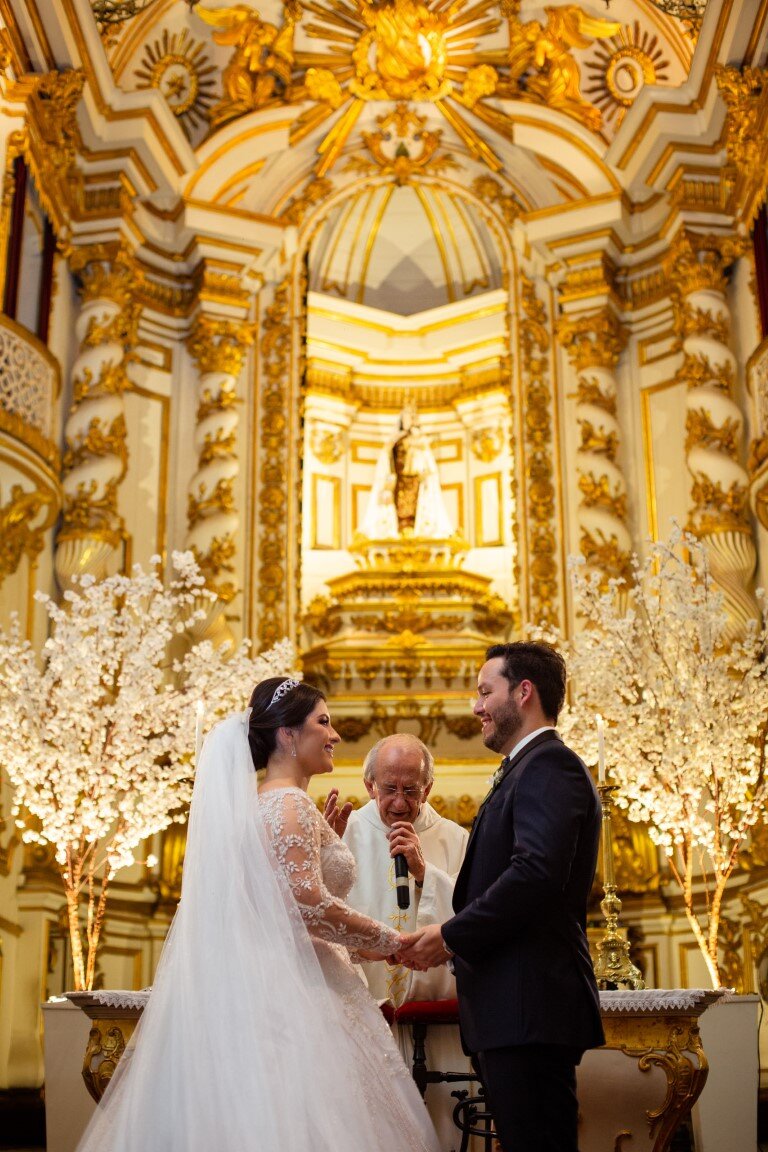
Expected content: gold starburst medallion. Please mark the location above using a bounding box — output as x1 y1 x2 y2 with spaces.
584 21 671 129
134 28 217 137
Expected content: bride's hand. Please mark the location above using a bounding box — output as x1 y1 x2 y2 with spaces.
323 788 353 837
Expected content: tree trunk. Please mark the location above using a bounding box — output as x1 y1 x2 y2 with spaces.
65 887 87 991
681 903 722 987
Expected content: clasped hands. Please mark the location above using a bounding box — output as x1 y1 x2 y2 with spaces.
358 926 450 970
392 924 452 971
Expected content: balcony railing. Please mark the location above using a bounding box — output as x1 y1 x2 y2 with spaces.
0 312 60 467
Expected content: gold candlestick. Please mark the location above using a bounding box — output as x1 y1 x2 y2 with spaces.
593 783 645 991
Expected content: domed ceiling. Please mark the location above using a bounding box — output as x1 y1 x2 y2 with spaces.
308 180 504 314
99 0 694 237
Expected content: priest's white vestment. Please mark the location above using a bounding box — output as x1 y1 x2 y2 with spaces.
345 801 471 1151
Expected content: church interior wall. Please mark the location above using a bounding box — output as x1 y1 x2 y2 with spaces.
1 0 768 1101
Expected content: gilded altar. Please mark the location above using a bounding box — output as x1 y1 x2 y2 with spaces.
65 988 727 1151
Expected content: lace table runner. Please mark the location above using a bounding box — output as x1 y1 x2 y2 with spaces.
598 988 726 1013
73 987 727 1015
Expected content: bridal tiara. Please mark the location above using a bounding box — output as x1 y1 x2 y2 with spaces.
268 678 301 709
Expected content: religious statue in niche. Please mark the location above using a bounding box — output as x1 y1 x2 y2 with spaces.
359 402 454 539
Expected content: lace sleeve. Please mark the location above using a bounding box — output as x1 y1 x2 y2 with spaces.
263 789 400 953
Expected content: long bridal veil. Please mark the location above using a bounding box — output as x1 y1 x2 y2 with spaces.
75 713 385 1152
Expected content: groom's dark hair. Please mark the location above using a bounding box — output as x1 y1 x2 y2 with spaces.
247 678 326 770
485 641 566 723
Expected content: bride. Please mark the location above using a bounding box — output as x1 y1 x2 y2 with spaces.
76 677 440 1152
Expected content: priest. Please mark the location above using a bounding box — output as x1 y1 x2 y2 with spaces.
325 733 469 1149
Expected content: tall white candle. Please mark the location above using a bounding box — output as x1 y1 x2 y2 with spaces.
596 713 606 783
195 700 204 765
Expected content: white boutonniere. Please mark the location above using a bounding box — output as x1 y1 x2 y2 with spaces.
481 760 508 805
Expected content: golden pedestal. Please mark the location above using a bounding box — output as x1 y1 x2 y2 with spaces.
301 535 515 747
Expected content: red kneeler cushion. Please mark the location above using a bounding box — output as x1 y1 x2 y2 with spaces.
394 999 460 1026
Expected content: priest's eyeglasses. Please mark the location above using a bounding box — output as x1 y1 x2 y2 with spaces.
374 783 424 800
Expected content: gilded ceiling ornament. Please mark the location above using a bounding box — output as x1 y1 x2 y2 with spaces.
293 0 503 176
280 178 334 226
0 484 55 584
134 28 217 138
471 176 521 226
346 104 457 184
6 69 86 235
460 64 498 109
715 65 768 227
350 0 455 102
197 0 301 124
583 20 670 130
470 426 503 463
501 5 621 131
0 29 14 100
304 68 344 109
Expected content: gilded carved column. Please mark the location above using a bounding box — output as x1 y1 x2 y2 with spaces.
558 307 630 582
667 230 758 631
186 315 253 634
55 249 140 588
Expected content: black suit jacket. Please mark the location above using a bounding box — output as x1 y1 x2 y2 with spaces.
442 731 605 1054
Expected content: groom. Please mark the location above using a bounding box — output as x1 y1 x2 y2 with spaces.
397 641 604 1152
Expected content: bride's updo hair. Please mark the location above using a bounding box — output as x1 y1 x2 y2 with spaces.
247 677 326 770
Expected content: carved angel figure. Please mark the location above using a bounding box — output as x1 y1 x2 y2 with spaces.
197 1 300 118
506 5 620 130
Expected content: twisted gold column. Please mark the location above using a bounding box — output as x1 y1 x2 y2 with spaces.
186 315 253 640
558 307 630 583
668 231 758 632
55 249 140 589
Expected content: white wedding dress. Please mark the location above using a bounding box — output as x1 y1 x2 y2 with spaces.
75 714 440 1152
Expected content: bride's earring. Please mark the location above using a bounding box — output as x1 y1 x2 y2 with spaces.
291 737 297 759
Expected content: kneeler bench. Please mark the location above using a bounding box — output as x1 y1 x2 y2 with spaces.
380 998 495 1151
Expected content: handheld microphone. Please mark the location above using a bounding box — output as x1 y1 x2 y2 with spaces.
393 853 410 910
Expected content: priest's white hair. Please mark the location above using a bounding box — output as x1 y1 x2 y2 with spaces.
362 733 435 787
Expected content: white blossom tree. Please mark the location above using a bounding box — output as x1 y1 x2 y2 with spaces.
557 529 768 988
0 553 295 990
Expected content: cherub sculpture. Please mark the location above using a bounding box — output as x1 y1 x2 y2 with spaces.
506 5 620 130
197 0 301 120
